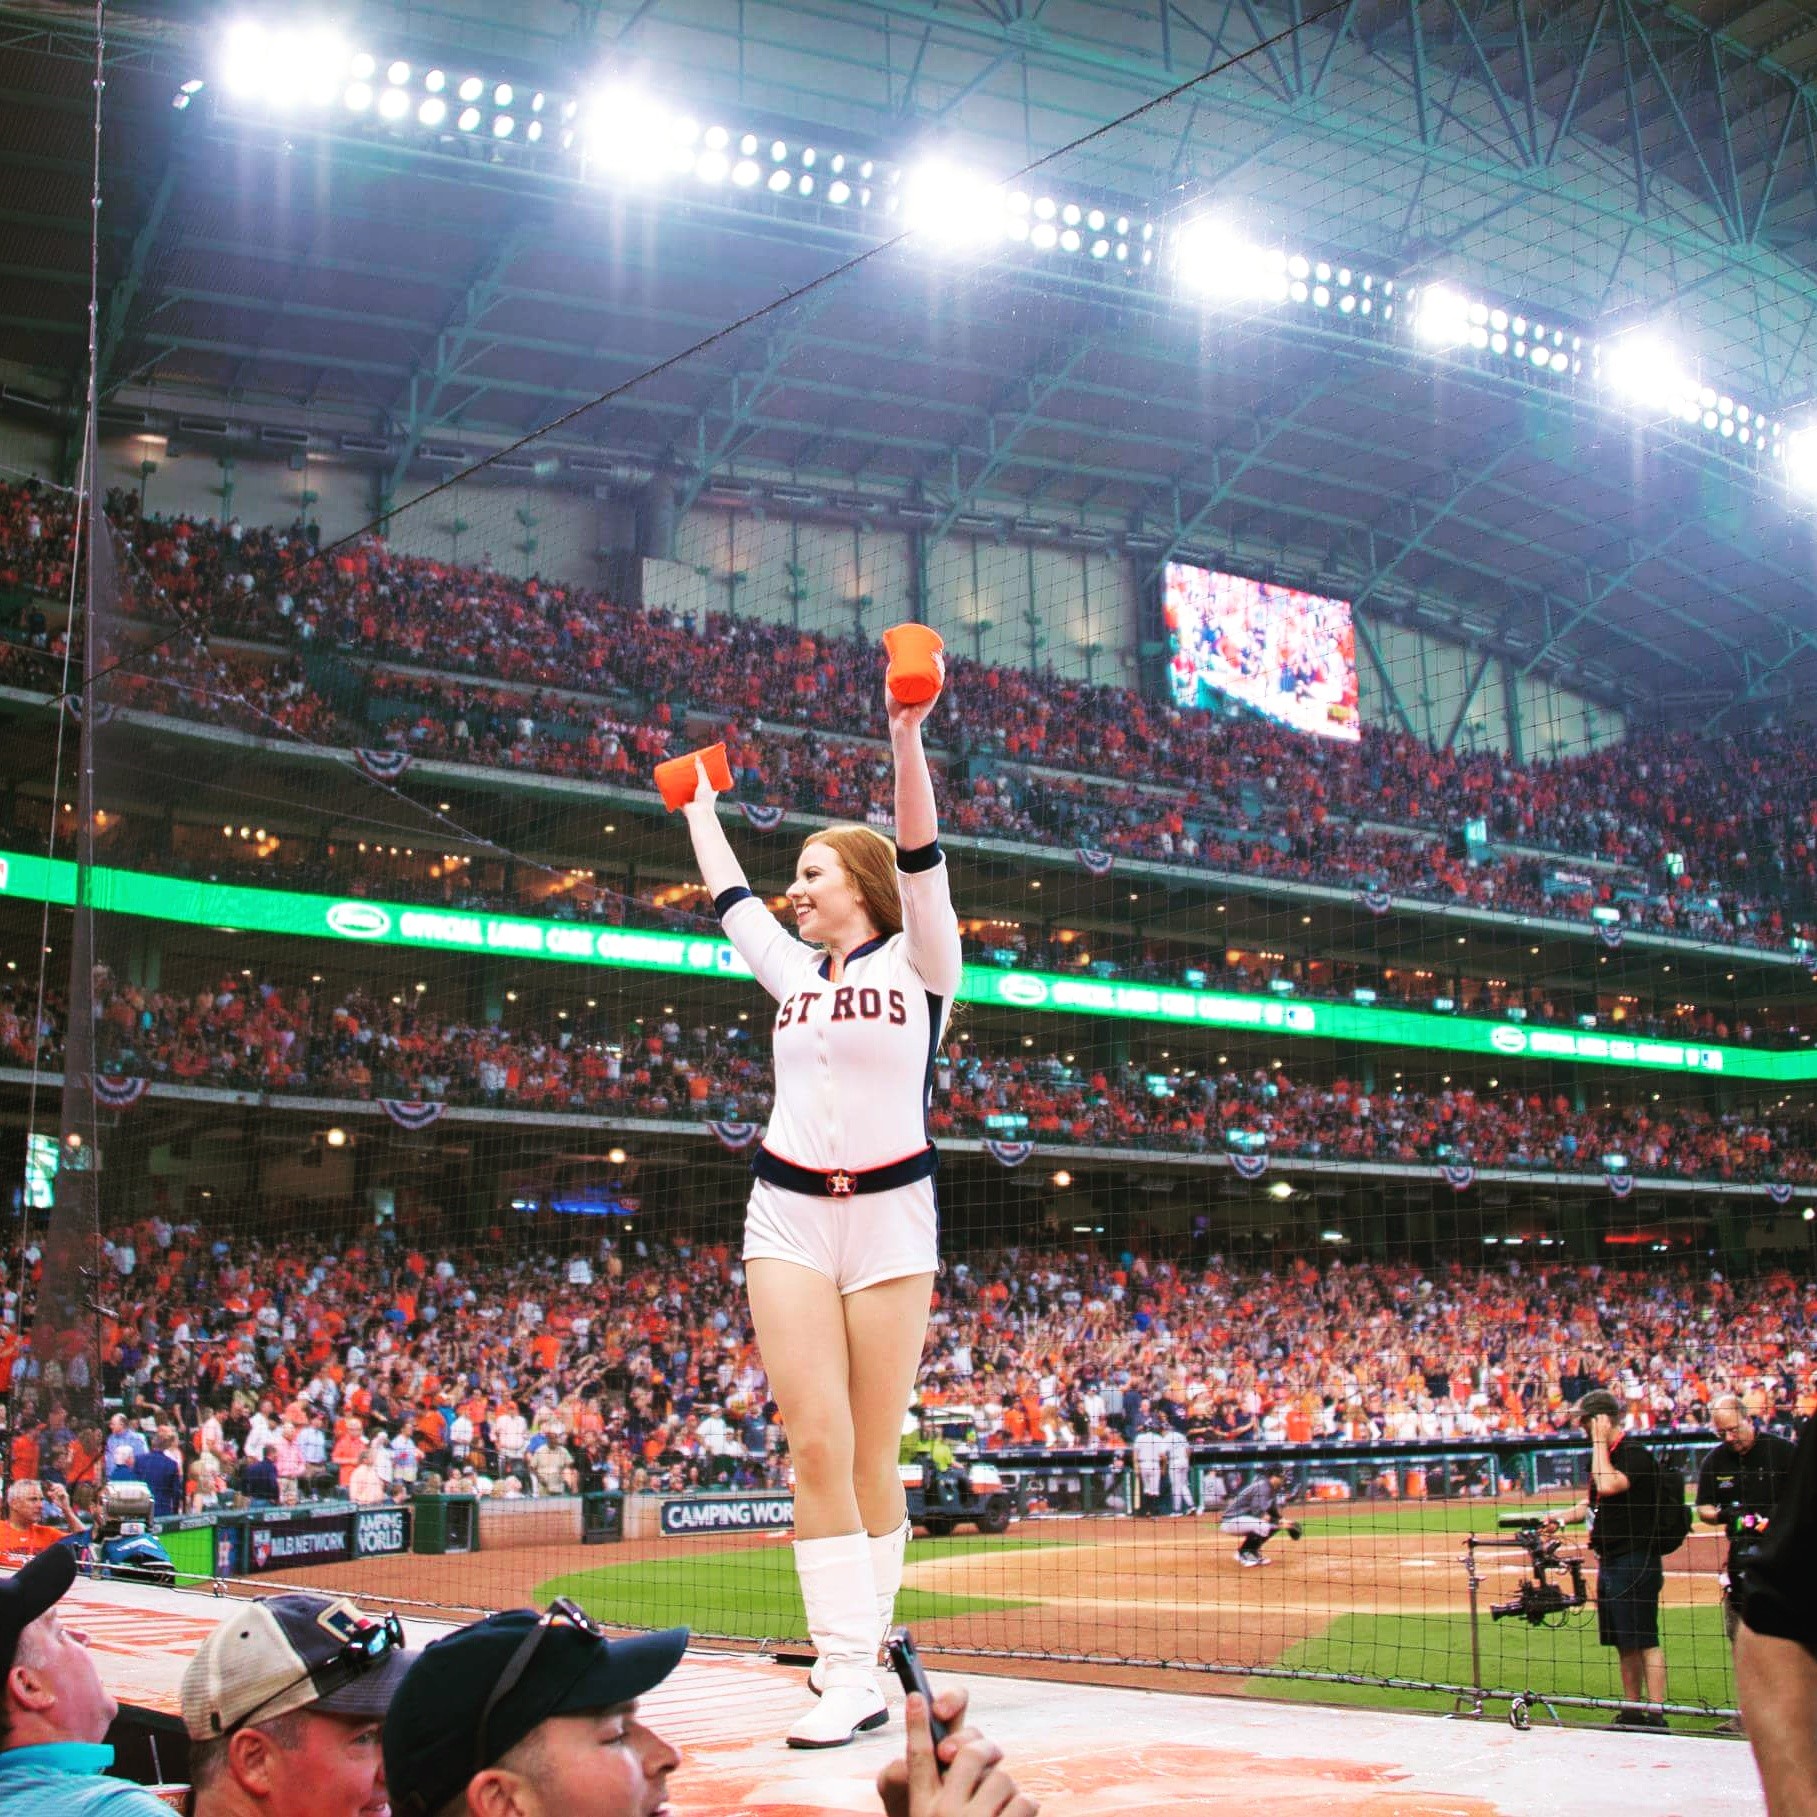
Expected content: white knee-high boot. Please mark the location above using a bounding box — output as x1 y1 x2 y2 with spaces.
810 1517 911 1695
789 1532 888 1748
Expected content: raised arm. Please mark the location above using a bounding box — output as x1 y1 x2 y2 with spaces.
888 667 942 852
887 662 962 997
679 759 812 1004
680 757 750 901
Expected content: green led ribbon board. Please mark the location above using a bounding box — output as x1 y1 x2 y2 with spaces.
2 847 1808 1081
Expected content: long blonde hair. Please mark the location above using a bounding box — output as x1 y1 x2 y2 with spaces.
806 825 902 938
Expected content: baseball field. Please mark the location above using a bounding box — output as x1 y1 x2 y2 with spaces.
272 1501 1740 1731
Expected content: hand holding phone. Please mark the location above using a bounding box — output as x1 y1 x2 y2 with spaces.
886 1626 951 1748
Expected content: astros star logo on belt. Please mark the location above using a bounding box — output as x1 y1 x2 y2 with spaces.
826 1171 857 1196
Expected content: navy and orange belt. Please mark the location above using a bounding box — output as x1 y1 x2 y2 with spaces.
752 1143 938 1199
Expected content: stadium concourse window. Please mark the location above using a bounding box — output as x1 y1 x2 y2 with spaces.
13 0 1817 1783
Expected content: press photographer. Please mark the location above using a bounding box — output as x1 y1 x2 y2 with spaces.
1696 1393 1798 1655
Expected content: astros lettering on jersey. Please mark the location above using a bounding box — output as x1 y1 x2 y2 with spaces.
716 841 963 1173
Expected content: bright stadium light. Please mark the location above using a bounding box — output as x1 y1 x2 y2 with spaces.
1171 219 1289 303
581 89 692 182
1783 427 1817 497
1414 284 1472 346
901 160 1009 249
1597 331 1699 421
378 86 409 120
219 21 352 107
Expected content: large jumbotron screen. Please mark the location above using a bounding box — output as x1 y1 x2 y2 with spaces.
1162 560 1361 742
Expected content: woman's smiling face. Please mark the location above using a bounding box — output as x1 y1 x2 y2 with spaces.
786 841 869 946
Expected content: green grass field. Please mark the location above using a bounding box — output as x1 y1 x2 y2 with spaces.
535 1536 1042 1641
1304 1499 1573 1538
1257 1606 1737 1730
533 1517 1737 1728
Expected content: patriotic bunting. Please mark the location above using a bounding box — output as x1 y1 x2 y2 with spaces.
983 1139 1035 1168
1596 923 1625 950
92 1074 148 1109
1230 1153 1269 1180
354 748 413 781
1358 887 1393 916
1607 1173 1635 1199
1075 848 1115 877
64 696 117 725
708 1120 762 1151
1767 1182 1794 1204
1441 1164 1476 1192
380 1100 446 1130
739 803 786 830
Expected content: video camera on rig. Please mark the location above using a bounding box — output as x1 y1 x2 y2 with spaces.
1489 1517 1587 1626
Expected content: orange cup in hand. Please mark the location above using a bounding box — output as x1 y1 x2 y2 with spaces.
883 623 946 704
654 742 734 812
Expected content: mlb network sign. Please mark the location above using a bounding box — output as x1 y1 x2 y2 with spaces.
659 1494 795 1537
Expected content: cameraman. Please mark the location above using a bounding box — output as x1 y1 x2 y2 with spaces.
1547 1390 1668 1728
1696 1395 1797 1657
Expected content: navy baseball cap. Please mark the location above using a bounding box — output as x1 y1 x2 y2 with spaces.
383 1606 688 1815
0 1541 79 1678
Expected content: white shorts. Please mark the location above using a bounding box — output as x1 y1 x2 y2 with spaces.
743 1176 938 1295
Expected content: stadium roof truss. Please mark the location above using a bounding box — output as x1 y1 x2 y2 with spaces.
4 0 1817 721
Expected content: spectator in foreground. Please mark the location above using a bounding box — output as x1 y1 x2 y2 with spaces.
382 1600 1037 1816
382 1600 687 1815
0 1543 171 1813
181 1590 415 1817
1736 1412 1817 1816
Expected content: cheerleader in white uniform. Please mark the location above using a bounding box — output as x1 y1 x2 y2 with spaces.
679 656 960 1748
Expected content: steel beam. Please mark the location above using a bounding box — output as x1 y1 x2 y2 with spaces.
383 224 543 504
1347 444 1520 616
95 150 187 400
1354 610 1418 737
924 329 1103 548
673 288 842 518
1145 370 1343 576
1513 523 1687 679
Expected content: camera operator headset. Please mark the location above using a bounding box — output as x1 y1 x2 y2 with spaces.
1696 1393 1798 1648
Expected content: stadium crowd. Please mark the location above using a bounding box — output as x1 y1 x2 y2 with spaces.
4 480 1817 953
0 969 1808 1183
4 1225 1813 1522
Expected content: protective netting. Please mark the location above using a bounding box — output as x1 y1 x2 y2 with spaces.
5 13 1814 1731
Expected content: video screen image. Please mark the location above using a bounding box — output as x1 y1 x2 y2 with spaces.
1163 561 1360 742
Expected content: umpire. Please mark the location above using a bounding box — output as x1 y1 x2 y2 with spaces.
1548 1390 1669 1728
1696 1393 1798 1654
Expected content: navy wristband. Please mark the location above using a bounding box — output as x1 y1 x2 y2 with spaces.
897 840 943 875
714 886 756 918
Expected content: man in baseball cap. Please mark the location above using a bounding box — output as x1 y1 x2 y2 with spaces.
0 1542 174 1814
382 1600 687 1816
182 1591 416 1817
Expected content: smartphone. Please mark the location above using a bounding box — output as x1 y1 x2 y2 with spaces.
885 1626 951 1749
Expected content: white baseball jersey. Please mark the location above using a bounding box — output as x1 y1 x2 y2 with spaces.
716 844 963 1173
1133 1428 1166 1492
